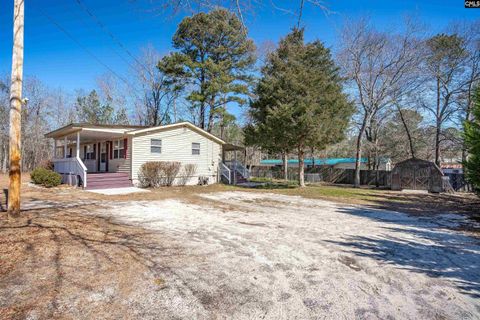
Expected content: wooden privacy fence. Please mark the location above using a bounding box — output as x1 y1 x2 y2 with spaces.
251 166 391 187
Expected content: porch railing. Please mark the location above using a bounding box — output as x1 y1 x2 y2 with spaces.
225 160 250 180
220 162 231 185
53 157 88 188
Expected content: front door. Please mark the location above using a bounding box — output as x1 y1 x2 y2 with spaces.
100 142 107 172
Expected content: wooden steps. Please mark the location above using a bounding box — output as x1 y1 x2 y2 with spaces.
86 172 132 190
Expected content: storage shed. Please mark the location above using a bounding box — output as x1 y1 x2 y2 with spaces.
391 158 445 193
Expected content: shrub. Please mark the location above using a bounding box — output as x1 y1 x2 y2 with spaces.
177 164 197 186
138 161 182 187
138 162 163 187
31 167 62 187
161 162 181 186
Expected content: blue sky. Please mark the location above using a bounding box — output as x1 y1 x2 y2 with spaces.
0 0 479 94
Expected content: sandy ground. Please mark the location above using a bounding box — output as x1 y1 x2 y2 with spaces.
1 190 480 319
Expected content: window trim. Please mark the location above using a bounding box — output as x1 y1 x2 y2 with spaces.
192 142 200 155
113 139 125 159
85 144 95 160
150 139 162 154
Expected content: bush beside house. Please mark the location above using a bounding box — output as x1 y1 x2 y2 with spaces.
31 167 62 187
138 161 197 187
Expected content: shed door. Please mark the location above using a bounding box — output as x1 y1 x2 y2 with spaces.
400 167 415 189
414 167 430 190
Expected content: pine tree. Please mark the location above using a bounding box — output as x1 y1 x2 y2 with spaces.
161 9 256 131
464 85 480 194
247 29 353 187
76 90 114 124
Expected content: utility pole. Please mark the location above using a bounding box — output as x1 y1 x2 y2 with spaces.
8 0 25 218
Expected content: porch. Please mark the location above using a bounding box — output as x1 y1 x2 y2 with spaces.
220 143 250 185
45 123 142 188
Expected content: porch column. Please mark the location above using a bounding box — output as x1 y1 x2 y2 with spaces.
76 131 80 158
53 139 57 158
234 150 237 185
64 136 67 158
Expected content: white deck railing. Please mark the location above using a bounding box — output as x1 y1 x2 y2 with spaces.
225 160 250 180
220 162 231 184
53 157 88 188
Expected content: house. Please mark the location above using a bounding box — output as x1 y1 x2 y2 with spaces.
259 157 392 171
45 122 247 189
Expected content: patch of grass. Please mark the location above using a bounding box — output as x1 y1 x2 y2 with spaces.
276 184 380 203
253 180 298 189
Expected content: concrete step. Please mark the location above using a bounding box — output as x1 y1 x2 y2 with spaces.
87 172 129 179
86 181 133 190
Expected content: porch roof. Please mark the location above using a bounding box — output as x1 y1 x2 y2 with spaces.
45 123 147 140
223 143 244 151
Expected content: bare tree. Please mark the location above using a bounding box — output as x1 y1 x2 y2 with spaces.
132 45 180 126
422 30 479 166
136 0 330 29
453 21 480 163
338 17 423 187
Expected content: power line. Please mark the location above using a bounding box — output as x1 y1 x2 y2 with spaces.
63 1 141 74
73 0 154 77
38 7 142 100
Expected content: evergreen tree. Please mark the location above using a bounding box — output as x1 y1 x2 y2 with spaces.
247 29 353 187
161 9 256 131
76 90 114 124
464 85 480 194
114 107 130 125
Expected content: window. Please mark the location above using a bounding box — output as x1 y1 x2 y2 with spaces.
85 144 95 160
151 139 162 154
192 142 200 155
113 139 125 159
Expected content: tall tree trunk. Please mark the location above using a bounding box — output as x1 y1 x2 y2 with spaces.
282 151 288 181
311 147 315 172
8 0 24 218
374 141 379 188
173 97 177 123
435 116 441 166
434 77 441 166
397 106 416 159
462 89 474 163
298 147 305 187
354 114 368 188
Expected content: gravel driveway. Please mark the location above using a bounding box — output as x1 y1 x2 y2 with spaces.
101 191 479 319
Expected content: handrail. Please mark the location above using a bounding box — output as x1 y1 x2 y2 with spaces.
225 160 250 180
52 157 88 188
220 162 231 184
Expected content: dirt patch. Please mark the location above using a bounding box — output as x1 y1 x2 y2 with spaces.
0 204 192 319
1 175 479 319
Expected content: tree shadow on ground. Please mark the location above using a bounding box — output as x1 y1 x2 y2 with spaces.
367 192 480 218
327 206 480 298
0 203 190 319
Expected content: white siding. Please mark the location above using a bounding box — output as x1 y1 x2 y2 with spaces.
131 127 222 185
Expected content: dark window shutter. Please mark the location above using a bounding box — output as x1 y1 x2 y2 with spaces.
93 143 96 160
109 141 113 159
84 146 87 159
124 138 128 159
